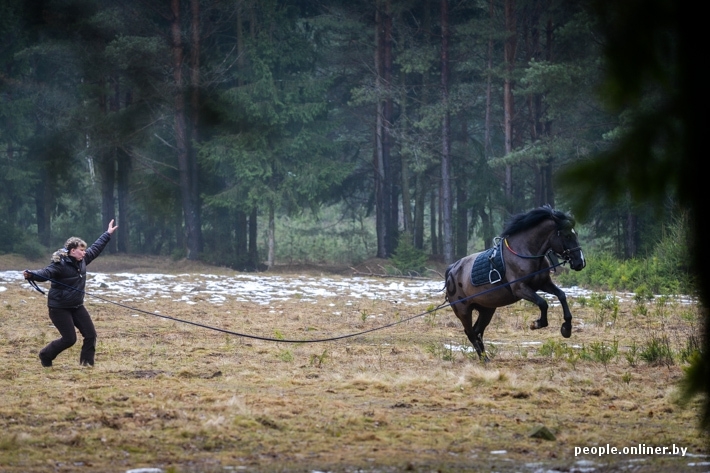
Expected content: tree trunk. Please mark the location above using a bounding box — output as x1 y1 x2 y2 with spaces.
440 0 453 263
235 209 247 261
526 1 555 208
503 0 517 207
414 0 431 253
4 144 21 226
267 204 275 269
236 2 245 71
414 173 425 250
249 207 258 268
625 202 637 258
116 90 133 253
374 118 386 258
430 189 438 256
398 31 412 236
116 149 130 253
100 148 116 251
455 182 468 258
97 78 117 253
188 0 202 252
400 98 412 235
382 0 396 257
455 120 468 259
374 2 387 259
171 0 200 259
233 4 248 267
484 0 494 159
190 0 200 147
543 15 555 207
479 205 494 248
36 172 51 247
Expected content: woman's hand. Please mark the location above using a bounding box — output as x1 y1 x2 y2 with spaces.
107 219 118 234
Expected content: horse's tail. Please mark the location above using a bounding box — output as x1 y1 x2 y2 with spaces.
444 262 457 300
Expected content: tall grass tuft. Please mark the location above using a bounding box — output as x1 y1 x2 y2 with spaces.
640 335 674 367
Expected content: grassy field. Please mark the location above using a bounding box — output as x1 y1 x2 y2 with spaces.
1 255 708 472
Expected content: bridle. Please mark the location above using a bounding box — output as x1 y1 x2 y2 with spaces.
503 237 548 260
557 229 586 268
560 244 584 264
503 229 584 268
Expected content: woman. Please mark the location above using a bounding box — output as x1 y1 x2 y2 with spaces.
24 220 118 367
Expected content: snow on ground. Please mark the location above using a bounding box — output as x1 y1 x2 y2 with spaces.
0 271 445 307
0 270 694 307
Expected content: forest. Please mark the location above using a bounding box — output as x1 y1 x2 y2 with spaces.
0 0 687 286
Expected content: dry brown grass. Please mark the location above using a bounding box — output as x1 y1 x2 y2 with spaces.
1 256 708 472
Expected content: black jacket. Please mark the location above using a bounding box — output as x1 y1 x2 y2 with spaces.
29 232 111 308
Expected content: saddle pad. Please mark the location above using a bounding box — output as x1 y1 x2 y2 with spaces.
470 243 506 286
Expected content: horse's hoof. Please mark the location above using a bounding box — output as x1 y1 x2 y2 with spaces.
561 324 572 338
530 320 548 330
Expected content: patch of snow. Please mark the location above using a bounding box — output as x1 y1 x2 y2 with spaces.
2 269 695 309
89 272 444 307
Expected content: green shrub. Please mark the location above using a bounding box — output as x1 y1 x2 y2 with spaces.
588 293 619 327
625 340 640 366
538 339 565 358
589 339 619 368
272 205 375 266
679 334 701 364
640 335 674 366
557 216 694 294
14 239 47 260
556 250 693 294
389 234 428 275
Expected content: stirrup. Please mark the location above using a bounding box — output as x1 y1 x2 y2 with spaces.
489 269 502 284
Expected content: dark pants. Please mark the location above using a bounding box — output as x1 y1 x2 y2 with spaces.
40 306 97 365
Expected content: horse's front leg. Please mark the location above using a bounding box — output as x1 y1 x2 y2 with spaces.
540 281 573 338
514 284 550 331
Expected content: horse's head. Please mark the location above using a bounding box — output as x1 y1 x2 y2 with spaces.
552 224 586 271
503 206 586 271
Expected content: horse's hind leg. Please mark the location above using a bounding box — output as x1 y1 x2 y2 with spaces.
452 302 487 360
470 307 495 361
453 302 478 356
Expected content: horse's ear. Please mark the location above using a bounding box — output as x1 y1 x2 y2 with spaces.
557 215 575 232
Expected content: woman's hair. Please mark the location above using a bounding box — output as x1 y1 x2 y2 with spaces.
65 237 87 251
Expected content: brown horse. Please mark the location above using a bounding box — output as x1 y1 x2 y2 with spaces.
445 206 586 360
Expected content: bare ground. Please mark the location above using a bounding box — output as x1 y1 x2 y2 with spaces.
0 254 708 472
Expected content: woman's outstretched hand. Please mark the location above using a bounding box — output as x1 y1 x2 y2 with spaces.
107 219 118 234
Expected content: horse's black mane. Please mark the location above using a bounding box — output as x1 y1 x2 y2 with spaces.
501 205 575 237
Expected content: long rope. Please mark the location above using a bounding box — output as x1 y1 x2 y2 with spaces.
24 260 565 344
